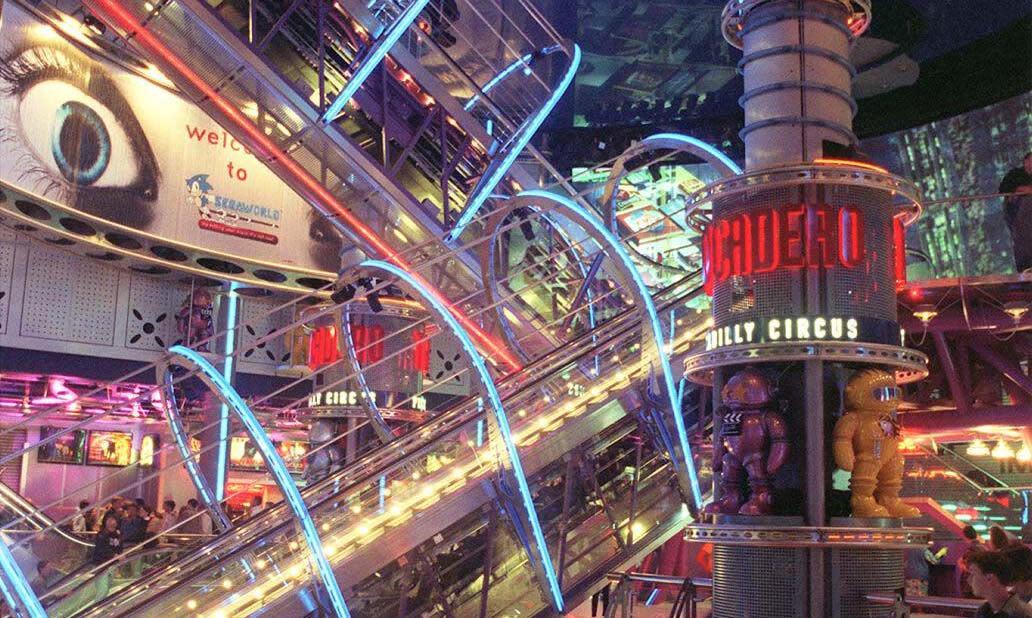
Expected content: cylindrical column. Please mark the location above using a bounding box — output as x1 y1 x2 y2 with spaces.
729 0 862 169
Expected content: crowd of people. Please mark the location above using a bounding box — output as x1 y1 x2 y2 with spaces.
69 497 215 566
955 525 1031 617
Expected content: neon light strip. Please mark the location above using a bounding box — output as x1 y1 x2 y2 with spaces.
516 191 704 507
158 368 233 531
217 283 239 500
166 345 351 618
445 45 581 243
87 0 521 372
342 304 394 444
321 0 431 124
463 52 533 111
359 259 565 611
0 536 45 618
644 133 742 175
813 158 888 174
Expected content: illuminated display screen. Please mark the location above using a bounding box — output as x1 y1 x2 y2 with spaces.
230 436 308 474
140 434 160 467
37 426 86 464
86 431 133 466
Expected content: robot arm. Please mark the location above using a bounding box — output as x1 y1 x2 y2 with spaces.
832 413 858 471
765 413 790 475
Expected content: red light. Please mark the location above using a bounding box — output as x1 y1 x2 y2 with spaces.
701 203 866 294
89 0 521 372
308 325 342 370
893 217 907 289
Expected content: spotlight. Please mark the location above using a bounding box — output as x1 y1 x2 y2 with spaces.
912 303 938 324
83 14 107 36
330 283 356 304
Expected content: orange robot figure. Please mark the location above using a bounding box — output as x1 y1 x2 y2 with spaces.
703 368 789 516
833 368 920 518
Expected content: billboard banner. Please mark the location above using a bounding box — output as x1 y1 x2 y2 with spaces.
0 3 340 271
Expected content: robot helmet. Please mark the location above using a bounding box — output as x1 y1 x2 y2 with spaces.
721 368 775 410
844 368 900 410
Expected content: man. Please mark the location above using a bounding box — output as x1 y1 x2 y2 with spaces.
70 500 90 534
967 551 1032 617
158 500 178 534
961 525 987 597
1000 544 1032 602
1000 152 1032 272
119 502 148 544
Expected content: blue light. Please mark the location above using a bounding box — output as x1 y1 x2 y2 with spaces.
643 133 742 176
476 419 484 447
445 45 581 243
217 283 239 501
515 191 704 507
159 372 231 531
167 345 352 618
321 0 431 124
0 536 45 618
463 53 533 111
359 260 565 612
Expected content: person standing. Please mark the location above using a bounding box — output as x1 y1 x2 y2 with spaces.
960 525 987 597
92 514 122 565
70 500 90 534
999 152 1032 272
967 551 1032 617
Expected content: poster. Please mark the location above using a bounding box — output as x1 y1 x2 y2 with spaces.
86 430 133 466
36 426 86 464
0 3 341 271
140 434 159 467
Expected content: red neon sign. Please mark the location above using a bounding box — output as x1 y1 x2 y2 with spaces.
308 325 342 370
308 324 431 374
702 204 864 294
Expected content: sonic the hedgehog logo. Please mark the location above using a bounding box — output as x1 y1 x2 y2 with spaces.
186 173 217 219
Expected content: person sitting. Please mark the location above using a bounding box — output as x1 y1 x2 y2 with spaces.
967 551 1032 617
92 513 122 565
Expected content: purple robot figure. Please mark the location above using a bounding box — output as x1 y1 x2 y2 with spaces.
703 368 790 516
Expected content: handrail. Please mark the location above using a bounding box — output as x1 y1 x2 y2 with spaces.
72 279 707 615
606 572 713 588
865 591 981 613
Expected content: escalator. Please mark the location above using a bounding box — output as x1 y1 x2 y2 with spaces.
0 482 94 577
52 275 712 617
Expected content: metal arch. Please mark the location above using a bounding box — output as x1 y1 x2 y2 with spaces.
156 369 234 533
0 535 45 618
599 132 742 230
357 259 565 612
340 303 395 444
445 43 582 243
492 191 704 509
162 345 351 618
481 206 600 364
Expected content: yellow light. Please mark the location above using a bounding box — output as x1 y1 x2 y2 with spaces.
991 441 1015 460
350 504 362 514
289 565 302 579
1016 445 1031 462
255 559 267 569
813 158 888 174
289 541 299 551
966 440 990 457
357 524 371 536
322 522 331 532
187 600 198 610
221 578 232 589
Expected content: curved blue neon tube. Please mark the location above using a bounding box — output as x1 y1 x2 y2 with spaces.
0 538 45 618
643 133 742 176
359 260 565 611
515 191 704 507
445 44 581 243
463 52 533 112
166 346 351 618
158 369 233 532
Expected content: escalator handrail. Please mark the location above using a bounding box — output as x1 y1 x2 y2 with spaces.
0 482 93 548
77 276 706 615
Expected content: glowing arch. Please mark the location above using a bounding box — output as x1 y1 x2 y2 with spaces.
446 44 582 243
485 191 704 508
340 303 395 444
358 259 564 612
600 132 741 230
162 345 351 618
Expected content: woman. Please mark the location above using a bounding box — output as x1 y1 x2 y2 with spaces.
92 513 122 565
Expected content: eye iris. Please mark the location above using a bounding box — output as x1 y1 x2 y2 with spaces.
50 101 111 186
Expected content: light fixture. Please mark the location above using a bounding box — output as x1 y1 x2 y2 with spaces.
966 440 990 457
1016 445 1031 462
913 303 938 323
1002 301 1028 322
991 441 1015 460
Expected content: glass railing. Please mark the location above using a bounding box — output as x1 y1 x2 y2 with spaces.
64 276 706 617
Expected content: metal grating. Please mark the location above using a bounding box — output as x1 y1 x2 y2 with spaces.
239 296 293 366
125 274 186 351
0 428 26 493
711 184 898 327
712 544 807 617
0 241 14 335
20 244 120 345
832 548 904 618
